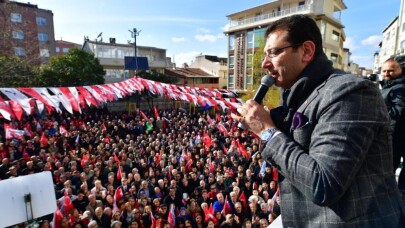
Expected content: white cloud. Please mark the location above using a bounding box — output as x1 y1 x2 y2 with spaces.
222 23 230 31
350 55 374 69
172 37 186 43
197 28 210 33
344 37 357 51
173 51 201 67
194 34 224 42
361 35 382 47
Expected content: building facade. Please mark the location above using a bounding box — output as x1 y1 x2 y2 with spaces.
164 67 219 89
0 0 55 64
224 0 347 90
55 39 81 55
189 55 228 89
82 39 174 83
380 17 399 65
397 0 405 56
373 0 405 72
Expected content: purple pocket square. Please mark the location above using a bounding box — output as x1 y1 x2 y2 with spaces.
292 112 308 130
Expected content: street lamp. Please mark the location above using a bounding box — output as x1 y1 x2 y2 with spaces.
128 28 141 58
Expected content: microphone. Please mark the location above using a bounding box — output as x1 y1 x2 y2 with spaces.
237 75 275 130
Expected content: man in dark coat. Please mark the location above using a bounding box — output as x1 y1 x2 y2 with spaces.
381 57 405 191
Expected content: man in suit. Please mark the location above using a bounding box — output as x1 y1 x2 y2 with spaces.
233 14 405 227
381 57 405 192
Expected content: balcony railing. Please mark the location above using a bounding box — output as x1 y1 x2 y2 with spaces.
228 4 314 29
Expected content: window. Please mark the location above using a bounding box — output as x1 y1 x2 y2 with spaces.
11 13 22 23
56 47 60 52
246 53 253 68
229 35 235 51
40 49 50 57
254 28 266 48
63 48 69 53
229 56 235 68
403 23 405 32
332 30 340 42
246 75 253 84
38 33 49 42
247 31 254 49
330 53 338 62
12 30 24 40
228 75 234 88
36 17 47 26
255 12 262 21
298 1 305 9
14 47 26 56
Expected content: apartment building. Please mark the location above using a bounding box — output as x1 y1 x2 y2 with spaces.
55 39 81 55
0 0 55 64
190 55 228 89
82 38 174 83
164 67 219 89
380 17 399 65
374 0 405 72
397 0 405 56
224 0 347 90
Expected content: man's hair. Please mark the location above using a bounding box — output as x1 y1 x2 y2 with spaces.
384 57 404 75
265 14 323 57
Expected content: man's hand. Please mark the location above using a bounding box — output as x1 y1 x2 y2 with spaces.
231 99 275 136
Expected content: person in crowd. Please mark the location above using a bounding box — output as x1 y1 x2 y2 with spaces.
232 14 405 227
1 102 277 227
381 57 405 192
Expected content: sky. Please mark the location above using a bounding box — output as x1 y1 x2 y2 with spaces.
25 0 401 69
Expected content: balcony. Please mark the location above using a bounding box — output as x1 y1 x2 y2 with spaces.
228 4 315 31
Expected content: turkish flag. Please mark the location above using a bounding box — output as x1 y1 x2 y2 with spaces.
140 110 148 120
40 133 48 146
64 189 74 214
217 123 228 136
114 187 123 212
185 159 193 171
53 208 63 228
117 165 122 180
59 126 68 136
272 167 278 182
168 204 176 228
81 154 89 167
237 140 249 159
4 124 24 140
113 153 120 164
222 196 231 214
203 132 213 148
238 191 247 210
154 106 159 118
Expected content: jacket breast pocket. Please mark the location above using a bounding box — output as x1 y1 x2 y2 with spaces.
292 121 314 150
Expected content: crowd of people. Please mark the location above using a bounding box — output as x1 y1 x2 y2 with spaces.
0 106 281 228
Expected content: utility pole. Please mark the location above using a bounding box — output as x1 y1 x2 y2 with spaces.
128 28 141 58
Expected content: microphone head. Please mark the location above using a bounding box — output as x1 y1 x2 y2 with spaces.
261 75 275 87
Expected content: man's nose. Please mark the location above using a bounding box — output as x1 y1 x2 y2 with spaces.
261 58 274 70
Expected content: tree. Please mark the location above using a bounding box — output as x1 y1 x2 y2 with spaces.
0 56 39 87
241 36 281 108
35 48 105 87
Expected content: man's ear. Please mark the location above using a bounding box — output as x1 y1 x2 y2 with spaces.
302 41 315 62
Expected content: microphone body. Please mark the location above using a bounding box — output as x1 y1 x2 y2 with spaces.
238 75 275 130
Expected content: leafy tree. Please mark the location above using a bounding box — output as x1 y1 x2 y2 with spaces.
0 56 39 87
35 48 105 87
240 36 281 108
